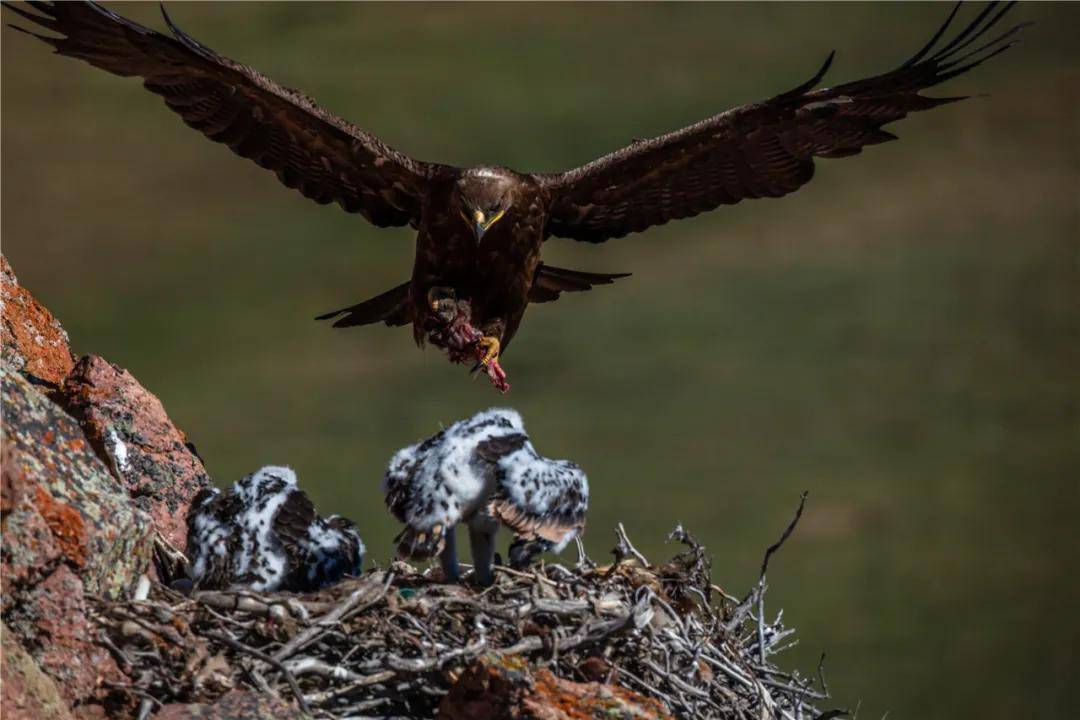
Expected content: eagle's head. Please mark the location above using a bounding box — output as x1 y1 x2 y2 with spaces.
456 167 516 241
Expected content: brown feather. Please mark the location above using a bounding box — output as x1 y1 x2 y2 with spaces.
393 525 446 561
528 264 631 304
315 281 412 328
488 499 584 545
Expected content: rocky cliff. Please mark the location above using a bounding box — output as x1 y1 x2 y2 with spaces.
2 256 215 718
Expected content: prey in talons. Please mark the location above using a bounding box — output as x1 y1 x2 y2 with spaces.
476 336 501 368
424 287 510 394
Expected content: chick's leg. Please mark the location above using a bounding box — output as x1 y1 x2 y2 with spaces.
468 512 499 587
439 528 460 583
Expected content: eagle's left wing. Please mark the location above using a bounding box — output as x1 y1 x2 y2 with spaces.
538 2 1025 244
4 1 443 228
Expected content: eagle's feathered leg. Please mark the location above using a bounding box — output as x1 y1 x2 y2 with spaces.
426 286 458 324
468 510 499 587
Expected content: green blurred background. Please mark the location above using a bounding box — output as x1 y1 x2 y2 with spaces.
3 2 1078 716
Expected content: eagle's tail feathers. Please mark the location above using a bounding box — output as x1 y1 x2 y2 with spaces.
315 280 411 328
529 264 631 304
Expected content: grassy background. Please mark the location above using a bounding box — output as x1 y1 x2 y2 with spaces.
3 3 1078 716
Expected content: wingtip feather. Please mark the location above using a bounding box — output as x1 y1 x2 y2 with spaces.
5 20 59 45
159 2 176 33
780 50 836 99
2 1 57 30
930 0 1019 66
900 1 963 69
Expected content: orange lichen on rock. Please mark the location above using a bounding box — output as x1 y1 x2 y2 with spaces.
439 654 673 720
526 668 674 720
32 486 88 569
0 254 75 386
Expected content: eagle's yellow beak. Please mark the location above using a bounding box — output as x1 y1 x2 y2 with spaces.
462 208 505 240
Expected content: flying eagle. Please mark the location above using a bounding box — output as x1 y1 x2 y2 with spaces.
384 408 588 586
5 2 1024 391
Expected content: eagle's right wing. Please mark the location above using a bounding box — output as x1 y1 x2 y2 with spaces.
537 2 1025 243
5 1 444 228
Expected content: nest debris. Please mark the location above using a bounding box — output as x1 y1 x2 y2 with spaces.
92 495 844 719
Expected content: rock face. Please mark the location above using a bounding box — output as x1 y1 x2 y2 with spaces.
0 254 324 719
154 690 312 720
0 621 76 720
1 255 74 387
61 354 212 552
1 368 155 605
1 368 156 713
438 655 674 720
4 565 127 714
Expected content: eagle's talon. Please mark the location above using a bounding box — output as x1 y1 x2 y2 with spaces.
427 287 459 322
427 286 456 305
477 336 500 366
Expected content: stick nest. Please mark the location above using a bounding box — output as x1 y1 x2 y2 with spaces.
94 506 844 719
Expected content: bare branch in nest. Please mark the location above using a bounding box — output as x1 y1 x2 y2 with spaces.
204 630 311 715
575 536 594 571
725 492 810 635
759 492 809 581
273 571 394 663
613 522 650 565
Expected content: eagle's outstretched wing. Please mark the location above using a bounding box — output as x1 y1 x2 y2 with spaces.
538 2 1026 243
4 1 440 228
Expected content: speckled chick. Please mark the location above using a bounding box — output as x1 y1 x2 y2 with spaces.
384 408 588 585
187 466 364 592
